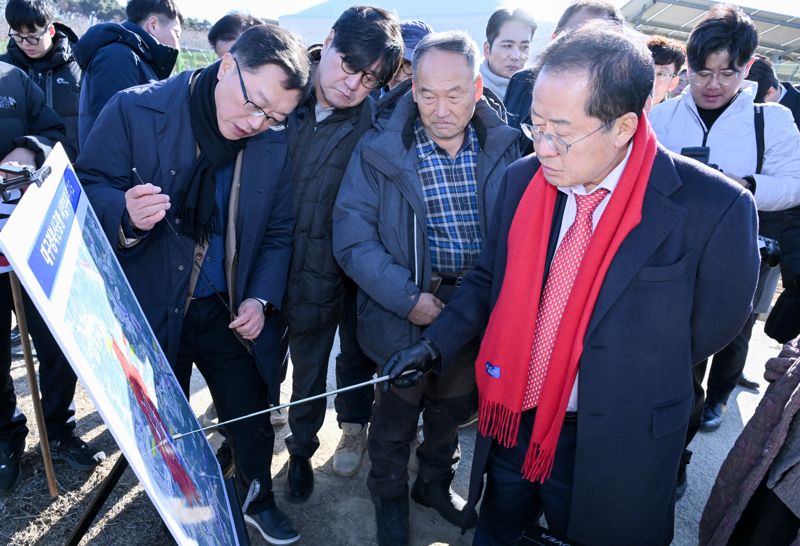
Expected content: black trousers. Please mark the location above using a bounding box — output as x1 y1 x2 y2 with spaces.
731 477 800 546
367 336 478 499
286 282 375 458
699 312 759 406
473 410 577 546
0 272 77 449
173 296 275 512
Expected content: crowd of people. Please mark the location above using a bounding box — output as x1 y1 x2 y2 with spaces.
1 0 799 545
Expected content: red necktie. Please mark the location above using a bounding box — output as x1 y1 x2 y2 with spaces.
523 189 610 410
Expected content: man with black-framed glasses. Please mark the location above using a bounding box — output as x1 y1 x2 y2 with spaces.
77 25 310 544
650 4 800 499
281 6 402 503
1 0 81 158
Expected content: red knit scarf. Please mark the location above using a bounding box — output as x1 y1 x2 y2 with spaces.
475 116 657 482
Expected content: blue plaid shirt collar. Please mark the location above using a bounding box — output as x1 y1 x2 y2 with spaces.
413 118 479 160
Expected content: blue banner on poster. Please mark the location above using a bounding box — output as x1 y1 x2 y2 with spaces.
27 168 81 298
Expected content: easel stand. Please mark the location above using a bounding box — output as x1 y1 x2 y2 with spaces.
1 164 57 497
66 456 251 546
9 272 58 497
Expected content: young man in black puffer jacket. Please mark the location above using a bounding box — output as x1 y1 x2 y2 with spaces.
1 0 80 159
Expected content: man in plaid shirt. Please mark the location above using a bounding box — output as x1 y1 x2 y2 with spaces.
334 30 519 545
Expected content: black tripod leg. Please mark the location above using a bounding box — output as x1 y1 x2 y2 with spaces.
65 455 128 546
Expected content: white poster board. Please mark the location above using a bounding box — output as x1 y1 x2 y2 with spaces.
0 145 239 545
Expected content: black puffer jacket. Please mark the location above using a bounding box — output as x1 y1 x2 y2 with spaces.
0 61 65 165
73 20 177 146
285 93 373 334
1 23 81 159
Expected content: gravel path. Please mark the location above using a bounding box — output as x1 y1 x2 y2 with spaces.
0 320 782 545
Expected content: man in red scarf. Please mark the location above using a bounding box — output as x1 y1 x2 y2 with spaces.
383 24 759 546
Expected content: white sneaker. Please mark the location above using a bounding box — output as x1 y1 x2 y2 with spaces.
270 407 288 427
332 422 368 477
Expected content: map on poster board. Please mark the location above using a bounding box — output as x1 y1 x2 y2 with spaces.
0 145 239 546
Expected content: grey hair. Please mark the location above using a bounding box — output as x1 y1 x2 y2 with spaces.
411 30 480 80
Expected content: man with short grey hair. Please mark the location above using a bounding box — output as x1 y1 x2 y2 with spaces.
334 30 519 545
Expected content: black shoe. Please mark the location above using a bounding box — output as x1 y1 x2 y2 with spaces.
411 475 477 529
285 455 313 503
216 440 235 478
245 503 300 545
700 402 727 432
0 443 23 495
676 465 688 500
374 487 409 546
738 374 760 391
10 326 20 348
50 434 105 471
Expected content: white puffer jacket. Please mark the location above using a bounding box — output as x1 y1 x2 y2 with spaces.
649 81 800 212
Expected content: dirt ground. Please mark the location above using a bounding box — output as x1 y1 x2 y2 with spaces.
0 320 782 545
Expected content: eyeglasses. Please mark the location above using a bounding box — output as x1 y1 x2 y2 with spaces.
233 57 287 131
520 122 608 156
688 68 742 87
8 26 49 45
340 56 382 90
399 61 413 78
655 69 675 80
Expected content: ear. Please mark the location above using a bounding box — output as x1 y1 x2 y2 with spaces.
323 30 334 50
145 14 159 33
613 112 639 147
217 52 234 81
483 41 491 58
474 73 484 102
412 80 418 103
47 24 56 37
742 57 756 79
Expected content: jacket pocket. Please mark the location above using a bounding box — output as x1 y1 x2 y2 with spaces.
651 392 692 438
636 253 691 282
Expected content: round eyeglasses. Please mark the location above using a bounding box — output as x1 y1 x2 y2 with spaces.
688 69 742 88
340 56 382 90
520 122 608 156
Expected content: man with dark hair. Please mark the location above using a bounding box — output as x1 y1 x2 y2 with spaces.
382 23 759 545
282 5 402 502
650 5 800 496
0 0 104 485
0 61 105 494
646 35 686 104
334 30 520 544
747 55 800 130
1 0 81 158
73 0 182 146
208 12 263 58
503 0 624 153
480 8 536 100
746 54 782 103
77 24 309 543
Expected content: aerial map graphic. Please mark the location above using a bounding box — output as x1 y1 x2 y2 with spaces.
0 146 239 545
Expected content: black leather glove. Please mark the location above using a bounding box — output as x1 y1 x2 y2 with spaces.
381 337 441 391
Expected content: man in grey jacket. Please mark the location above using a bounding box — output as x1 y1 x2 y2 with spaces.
333 31 519 545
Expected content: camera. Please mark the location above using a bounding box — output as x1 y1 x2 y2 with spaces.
758 235 781 267
680 146 720 171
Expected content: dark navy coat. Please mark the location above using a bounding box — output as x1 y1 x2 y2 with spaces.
73 21 177 147
425 148 760 545
77 71 293 399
